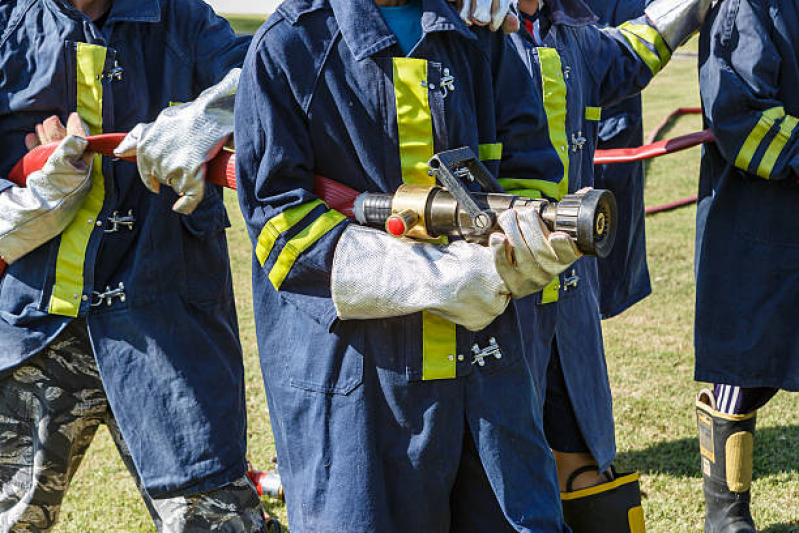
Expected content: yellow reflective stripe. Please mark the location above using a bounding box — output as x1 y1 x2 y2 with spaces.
479 143 503 161
256 200 324 266
537 48 569 202
268 210 346 290
422 311 458 380
497 180 544 199
48 43 107 317
585 106 602 121
393 57 456 380
619 24 664 76
756 114 799 179
393 58 435 185
619 22 671 72
541 278 560 304
735 107 785 172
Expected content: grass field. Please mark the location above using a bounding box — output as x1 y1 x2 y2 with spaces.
55 16 798 533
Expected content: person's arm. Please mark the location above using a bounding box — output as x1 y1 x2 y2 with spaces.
114 2 251 214
700 0 798 181
0 135 93 264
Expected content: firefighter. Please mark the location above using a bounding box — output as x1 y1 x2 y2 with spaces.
585 0 651 320
0 1 268 531
234 0 582 531
505 0 714 530
696 0 799 530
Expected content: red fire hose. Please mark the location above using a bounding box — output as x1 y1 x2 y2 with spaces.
2 127 715 277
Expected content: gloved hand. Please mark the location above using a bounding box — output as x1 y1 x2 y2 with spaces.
332 225 511 332
645 0 717 51
114 68 240 215
490 207 581 299
0 135 93 263
448 0 520 32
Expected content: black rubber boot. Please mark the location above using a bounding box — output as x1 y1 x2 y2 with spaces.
696 390 757 533
561 466 646 532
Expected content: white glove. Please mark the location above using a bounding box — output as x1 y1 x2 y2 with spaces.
449 0 519 32
332 225 511 332
490 207 581 299
114 68 240 215
0 136 93 264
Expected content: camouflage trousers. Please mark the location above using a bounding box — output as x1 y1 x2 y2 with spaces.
0 320 268 533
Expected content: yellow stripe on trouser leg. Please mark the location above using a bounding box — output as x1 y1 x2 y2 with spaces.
537 48 570 304
393 57 457 380
734 107 785 172
48 43 108 317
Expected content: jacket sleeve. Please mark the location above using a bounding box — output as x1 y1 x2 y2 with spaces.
700 0 799 181
492 35 566 200
576 16 670 108
235 26 349 328
181 0 252 94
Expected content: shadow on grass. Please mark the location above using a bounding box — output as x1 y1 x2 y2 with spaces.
616 425 799 479
761 524 799 533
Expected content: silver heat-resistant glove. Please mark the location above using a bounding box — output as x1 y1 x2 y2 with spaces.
491 207 581 299
452 0 518 32
0 136 93 264
114 68 240 215
645 0 716 51
332 225 511 332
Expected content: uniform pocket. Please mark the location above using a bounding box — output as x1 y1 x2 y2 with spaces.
0 385 34 501
285 319 364 396
179 187 234 304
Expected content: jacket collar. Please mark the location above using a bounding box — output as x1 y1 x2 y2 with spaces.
107 0 161 23
541 0 598 27
54 0 161 23
319 0 477 61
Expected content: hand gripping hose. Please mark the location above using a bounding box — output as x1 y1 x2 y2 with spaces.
2 128 715 277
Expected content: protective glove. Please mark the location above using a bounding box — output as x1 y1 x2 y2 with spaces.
490 207 581 299
332 225 511 332
0 135 93 264
645 0 717 51
448 0 520 32
114 68 240 215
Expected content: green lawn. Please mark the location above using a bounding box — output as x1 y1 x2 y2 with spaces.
56 18 797 533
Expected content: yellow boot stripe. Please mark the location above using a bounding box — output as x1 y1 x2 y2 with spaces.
48 43 107 317
628 505 646 533
560 473 641 501
726 431 754 493
393 58 457 380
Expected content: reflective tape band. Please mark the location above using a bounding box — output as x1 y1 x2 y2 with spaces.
422 311 458 380
619 22 671 75
256 200 324 266
619 24 664 76
735 107 785 173
48 43 107 317
756 114 799 179
541 278 560 305
479 142 503 161
393 58 435 186
393 57 457 381
536 48 569 201
268 210 346 290
585 106 602 121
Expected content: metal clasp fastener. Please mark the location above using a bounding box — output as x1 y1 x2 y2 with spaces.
563 269 580 291
471 337 503 367
563 66 571 80
440 68 455 98
99 60 124 82
91 282 126 307
571 131 586 152
104 210 135 234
